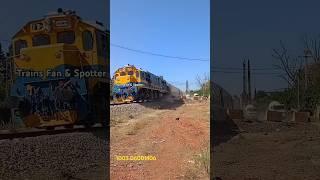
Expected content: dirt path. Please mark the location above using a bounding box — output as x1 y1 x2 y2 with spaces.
214 119 320 180
111 101 210 180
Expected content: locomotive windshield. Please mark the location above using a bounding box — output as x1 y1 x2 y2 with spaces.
32 34 50 46
82 30 94 50
128 71 134 75
57 31 75 44
14 40 28 55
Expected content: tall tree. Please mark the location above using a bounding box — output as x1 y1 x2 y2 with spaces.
272 37 320 110
272 40 303 88
195 73 210 96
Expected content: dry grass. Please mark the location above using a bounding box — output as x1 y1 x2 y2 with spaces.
196 146 210 175
126 120 148 135
184 145 210 180
110 118 127 127
184 169 199 180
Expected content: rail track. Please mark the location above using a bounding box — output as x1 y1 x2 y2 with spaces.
0 123 106 140
110 99 154 106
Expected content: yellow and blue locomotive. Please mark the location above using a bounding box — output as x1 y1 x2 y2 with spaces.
112 65 169 103
10 9 109 128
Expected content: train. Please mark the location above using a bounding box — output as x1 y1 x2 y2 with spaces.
9 9 109 129
212 82 234 121
112 65 169 103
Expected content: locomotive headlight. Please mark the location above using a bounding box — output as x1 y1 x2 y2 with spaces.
18 54 30 61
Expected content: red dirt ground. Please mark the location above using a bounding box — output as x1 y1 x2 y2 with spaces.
110 101 209 180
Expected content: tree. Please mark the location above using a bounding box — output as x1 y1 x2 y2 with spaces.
272 37 320 110
195 73 210 97
302 35 320 63
272 40 303 88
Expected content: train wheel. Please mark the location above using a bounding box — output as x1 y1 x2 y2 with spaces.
139 89 146 102
64 124 74 129
80 110 94 128
154 90 156 99
84 113 95 128
147 89 152 101
46 126 55 130
150 90 154 100
84 121 94 128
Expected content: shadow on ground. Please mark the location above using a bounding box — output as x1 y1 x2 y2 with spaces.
138 96 185 110
212 115 240 146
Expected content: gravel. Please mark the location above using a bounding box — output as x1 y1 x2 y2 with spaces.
110 97 185 126
111 103 148 122
0 132 109 180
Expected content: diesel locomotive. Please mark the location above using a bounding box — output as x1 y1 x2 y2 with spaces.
9 9 109 128
112 65 169 103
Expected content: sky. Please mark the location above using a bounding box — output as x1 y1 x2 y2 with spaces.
213 0 320 96
111 0 210 91
0 0 109 50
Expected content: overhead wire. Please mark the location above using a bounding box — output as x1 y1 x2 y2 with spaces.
111 43 209 62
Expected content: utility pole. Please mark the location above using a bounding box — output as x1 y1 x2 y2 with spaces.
186 80 189 95
247 59 252 103
297 70 300 110
303 49 312 89
243 60 246 95
254 88 257 100
304 49 310 90
241 60 247 108
303 49 312 110
5 56 8 97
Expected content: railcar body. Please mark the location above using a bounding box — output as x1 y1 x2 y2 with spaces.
10 9 109 128
112 65 169 103
212 82 233 121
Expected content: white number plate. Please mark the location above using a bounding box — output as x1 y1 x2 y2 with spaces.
55 20 70 28
30 22 45 32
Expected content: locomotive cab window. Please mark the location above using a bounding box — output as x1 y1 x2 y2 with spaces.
120 72 126 76
32 34 50 46
57 31 75 44
82 30 93 51
14 40 28 55
128 71 134 75
136 71 140 78
96 30 107 58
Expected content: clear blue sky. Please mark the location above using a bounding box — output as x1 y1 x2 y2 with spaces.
213 0 320 96
111 0 210 91
0 0 109 50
